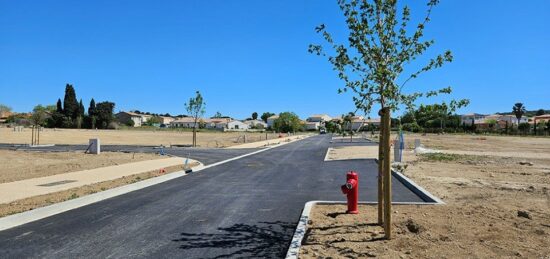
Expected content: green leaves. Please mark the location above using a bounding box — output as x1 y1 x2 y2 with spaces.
512 103 526 120
273 112 302 133
185 90 206 120
310 0 463 114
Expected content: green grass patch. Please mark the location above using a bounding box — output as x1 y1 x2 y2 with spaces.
419 152 488 163
68 193 79 200
419 153 465 162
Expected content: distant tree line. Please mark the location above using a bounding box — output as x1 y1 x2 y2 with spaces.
399 102 550 136
44 84 116 129
132 110 172 117
401 104 461 133
498 108 549 118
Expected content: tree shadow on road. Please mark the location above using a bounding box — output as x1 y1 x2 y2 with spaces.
172 221 295 258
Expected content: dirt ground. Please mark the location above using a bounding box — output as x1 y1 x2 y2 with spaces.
0 164 189 217
325 146 379 161
0 127 281 147
300 133 550 258
0 149 161 183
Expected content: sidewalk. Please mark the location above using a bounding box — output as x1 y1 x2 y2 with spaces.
226 135 311 149
0 156 200 204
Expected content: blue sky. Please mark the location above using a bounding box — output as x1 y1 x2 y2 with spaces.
1 0 549 119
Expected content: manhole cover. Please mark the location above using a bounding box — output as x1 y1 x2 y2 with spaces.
37 180 77 187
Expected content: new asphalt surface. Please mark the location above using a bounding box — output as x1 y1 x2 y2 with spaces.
0 134 426 258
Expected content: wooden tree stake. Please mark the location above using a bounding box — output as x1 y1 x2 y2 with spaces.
377 110 385 225
382 107 392 239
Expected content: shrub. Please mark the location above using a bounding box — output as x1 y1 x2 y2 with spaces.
402 122 423 133
108 122 119 129
518 123 531 134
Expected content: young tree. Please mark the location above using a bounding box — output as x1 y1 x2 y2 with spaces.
309 0 468 239
342 112 355 140
261 112 275 123
185 91 206 147
252 112 258 120
512 103 526 125
324 120 340 133
273 112 302 133
31 105 54 126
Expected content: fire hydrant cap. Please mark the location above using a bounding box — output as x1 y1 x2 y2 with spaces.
347 171 358 179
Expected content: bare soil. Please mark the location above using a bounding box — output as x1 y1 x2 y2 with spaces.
0 127 281 147
0 164 187 217
0 149 160 183
325 146 379 161
300 133 550 258
0 149 200 217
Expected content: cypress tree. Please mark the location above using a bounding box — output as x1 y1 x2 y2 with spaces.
79 99 85 117
88 98 96 116
63 84 79 119
56 98 63 113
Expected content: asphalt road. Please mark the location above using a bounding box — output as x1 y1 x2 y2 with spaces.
0 134 425 258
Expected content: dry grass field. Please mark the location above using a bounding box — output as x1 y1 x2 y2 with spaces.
0 150 160 183
0 163 187 218
0 149 200 217
301 133 550 258
0 127 280 147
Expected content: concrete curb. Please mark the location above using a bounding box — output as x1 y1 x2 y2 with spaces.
0 135 311 232
323 147 331 161
286 199 443 259
391 169 445 204
373 158 444 204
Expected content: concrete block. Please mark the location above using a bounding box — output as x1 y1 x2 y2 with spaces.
394 139 402 162
414 139 421 149
89 138 101 154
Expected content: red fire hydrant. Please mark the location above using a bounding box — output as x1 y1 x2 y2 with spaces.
341 171 359 214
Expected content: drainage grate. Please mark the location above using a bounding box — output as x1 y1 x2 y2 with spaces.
37 180 77 187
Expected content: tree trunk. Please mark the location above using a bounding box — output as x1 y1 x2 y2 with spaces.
382 107 392 240
350 124 353 142
193 118 197 147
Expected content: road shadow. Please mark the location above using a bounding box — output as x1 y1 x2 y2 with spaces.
172 221 295 258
